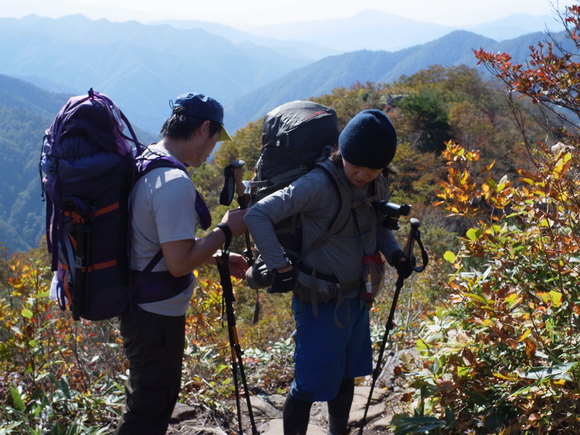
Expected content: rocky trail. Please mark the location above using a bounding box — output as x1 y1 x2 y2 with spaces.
167 351 414 434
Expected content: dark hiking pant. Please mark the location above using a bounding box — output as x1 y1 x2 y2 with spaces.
283 378 354 435
116 308 185 435
327 378 355 434
283 393 313 435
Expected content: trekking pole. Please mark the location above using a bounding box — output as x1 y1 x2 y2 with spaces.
221 159 262 324
232 161 255 267
220 159 254 266
233 164 264 325
216 249 259 435
217 160 259 435
358 218 428 434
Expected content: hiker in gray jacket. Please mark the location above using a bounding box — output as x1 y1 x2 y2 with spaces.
245 109 413 435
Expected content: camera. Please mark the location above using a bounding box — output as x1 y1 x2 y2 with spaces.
373 200 411 230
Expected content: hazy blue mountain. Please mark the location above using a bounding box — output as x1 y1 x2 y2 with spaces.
0 14 312 134
153 11 562 56
151 19 338 60
0 2 562 54
248 10 453 52
0 13 566 136
246 10 562 52
465 13 562 40
223 30 562 131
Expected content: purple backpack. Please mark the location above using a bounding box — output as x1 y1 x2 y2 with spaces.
41 89 213 320
41 89 143 320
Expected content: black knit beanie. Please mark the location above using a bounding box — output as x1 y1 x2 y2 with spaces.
338 109 397 169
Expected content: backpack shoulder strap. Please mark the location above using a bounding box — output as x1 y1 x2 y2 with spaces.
316 159 353 236
136 153 188 177
295 160 353 262
135 152 212 231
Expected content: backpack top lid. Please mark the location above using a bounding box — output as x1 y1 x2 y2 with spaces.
45 89 136 159
262 100 338 148
258 100 339 184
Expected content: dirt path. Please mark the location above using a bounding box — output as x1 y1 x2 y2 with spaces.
167 351 414 434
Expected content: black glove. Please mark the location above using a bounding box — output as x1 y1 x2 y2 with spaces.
391 249 415 279
269 268 296 294
245 256 273 289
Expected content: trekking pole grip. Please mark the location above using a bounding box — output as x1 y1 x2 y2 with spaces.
406 218 428 273
233 162 247 208
231 160 256 267
403 218 419 257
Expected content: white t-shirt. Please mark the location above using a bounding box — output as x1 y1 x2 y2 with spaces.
129 145 198 316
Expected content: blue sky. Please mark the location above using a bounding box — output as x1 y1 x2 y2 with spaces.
1 0 575 28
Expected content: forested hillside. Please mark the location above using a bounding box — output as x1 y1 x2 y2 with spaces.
0 76 68 252
0 6 578 433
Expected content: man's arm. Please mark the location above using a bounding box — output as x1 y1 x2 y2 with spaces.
162 208 247 277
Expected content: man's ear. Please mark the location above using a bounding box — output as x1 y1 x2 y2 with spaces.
192 119 211 139
200 119 213 138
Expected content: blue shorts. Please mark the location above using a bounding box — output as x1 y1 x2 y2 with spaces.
290 295 372 402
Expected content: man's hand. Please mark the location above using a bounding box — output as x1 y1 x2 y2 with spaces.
221 208 247 237
227 252 249 278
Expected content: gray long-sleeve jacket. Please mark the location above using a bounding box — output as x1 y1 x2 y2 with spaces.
244 160 402 299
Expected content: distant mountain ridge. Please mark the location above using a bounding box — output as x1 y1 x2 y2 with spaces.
0 13 566 135
249 10 452 52
224 29 566 131
246 9 562 52
150 19 338 60
466 13 564 40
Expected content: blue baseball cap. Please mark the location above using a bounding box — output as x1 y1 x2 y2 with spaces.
172 92 232 141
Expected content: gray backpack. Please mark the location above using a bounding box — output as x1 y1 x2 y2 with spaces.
246 100 345 264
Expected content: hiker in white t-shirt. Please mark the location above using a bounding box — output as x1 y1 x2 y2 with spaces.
116 93 248 435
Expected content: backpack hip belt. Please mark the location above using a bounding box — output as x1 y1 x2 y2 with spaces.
295 267 362 304
130 270 194 304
